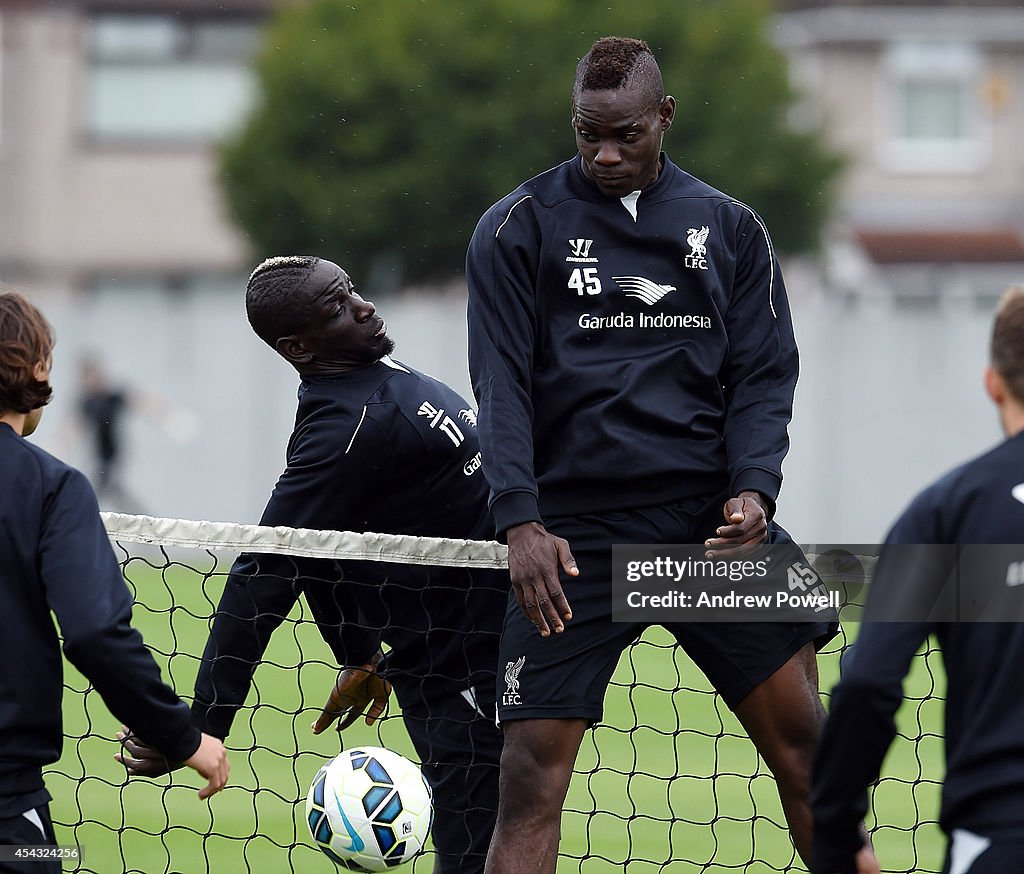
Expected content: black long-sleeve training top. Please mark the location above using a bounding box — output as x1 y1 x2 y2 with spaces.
467 154 798 535
0 423 200 817
812 431 1024 873
191 358 505 740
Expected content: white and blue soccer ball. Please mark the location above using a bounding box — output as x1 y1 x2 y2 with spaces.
305 747 433 871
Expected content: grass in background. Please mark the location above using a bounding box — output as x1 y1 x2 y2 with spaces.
49 552 945 873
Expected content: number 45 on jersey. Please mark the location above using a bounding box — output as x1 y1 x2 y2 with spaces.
569 268 602 296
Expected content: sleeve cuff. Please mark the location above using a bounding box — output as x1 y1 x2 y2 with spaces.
490 490 542 539
811 825 865 874
155 723 203 764
190 699 232 742
731 468 781 517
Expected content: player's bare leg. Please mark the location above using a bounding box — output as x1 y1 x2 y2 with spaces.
733 642 825 866
483 718 588 874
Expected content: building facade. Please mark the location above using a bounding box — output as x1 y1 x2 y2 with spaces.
0 0 270 291
775 0 1024 300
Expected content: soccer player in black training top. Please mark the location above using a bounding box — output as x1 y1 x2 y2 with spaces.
0 291 228 873
118 257 505 874
467 37 840 871
811 287 1024 874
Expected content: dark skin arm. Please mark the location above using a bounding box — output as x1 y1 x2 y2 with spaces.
704 491 770 558
505 521 577 637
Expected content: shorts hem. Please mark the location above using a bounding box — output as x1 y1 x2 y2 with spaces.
727 620 838 710
497 706 604 726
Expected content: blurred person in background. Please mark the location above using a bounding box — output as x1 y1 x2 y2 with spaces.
68 355 197 512
0 289 228 873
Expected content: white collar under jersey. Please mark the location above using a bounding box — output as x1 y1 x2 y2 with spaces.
620 190 641 221
379 355 410 373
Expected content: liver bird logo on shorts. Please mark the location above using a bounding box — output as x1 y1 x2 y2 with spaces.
504 656 526 695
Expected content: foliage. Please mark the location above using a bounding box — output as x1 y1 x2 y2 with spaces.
221 0 843 282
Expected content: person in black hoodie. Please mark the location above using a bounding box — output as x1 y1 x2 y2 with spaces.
0 290 228 873
117 257 505 874
812 286 1024 874
467 36 840 871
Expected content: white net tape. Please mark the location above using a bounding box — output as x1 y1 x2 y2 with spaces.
100 512 510 569
99 514 878 579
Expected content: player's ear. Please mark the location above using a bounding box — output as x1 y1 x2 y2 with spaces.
659 96 676 131
276 335 313 367
984 366 1005 406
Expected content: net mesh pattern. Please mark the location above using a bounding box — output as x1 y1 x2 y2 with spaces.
46 515 946 873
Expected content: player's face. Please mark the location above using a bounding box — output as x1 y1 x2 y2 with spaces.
295 261 394 371
573 87 675 198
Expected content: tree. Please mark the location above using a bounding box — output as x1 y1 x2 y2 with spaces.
221 0 842 283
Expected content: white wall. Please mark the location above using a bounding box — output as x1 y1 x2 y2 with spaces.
782 291 1002 541
26 279 1012 542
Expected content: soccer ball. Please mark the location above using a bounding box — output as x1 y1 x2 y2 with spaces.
305 747 433 871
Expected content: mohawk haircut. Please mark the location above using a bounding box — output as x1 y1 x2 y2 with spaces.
572 36 664 109
245 255 322 349
991 285 1024 405
0 288 55 415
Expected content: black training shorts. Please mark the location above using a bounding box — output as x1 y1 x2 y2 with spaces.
394 678 502 874
496 496 838 725
0 804 61 874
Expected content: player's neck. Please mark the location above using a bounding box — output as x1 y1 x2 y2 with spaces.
1002 403 1024 438
0 410 27 435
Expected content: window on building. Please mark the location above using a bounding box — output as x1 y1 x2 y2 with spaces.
882 41 988 172
84 13 263 143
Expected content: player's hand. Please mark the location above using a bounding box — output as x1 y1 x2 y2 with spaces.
855 844 881 874
312 651 392 733
115 726 181 778
505 521 576 637
115 727 229 799
184 733 230 799
704 491 769 558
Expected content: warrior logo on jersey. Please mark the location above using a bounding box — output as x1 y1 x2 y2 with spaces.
503 656 526 706
685 226 710 270
459 408 478 427
614 275 676 306
566 239 598 263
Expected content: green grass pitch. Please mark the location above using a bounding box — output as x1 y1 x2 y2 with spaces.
47 552 946 873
